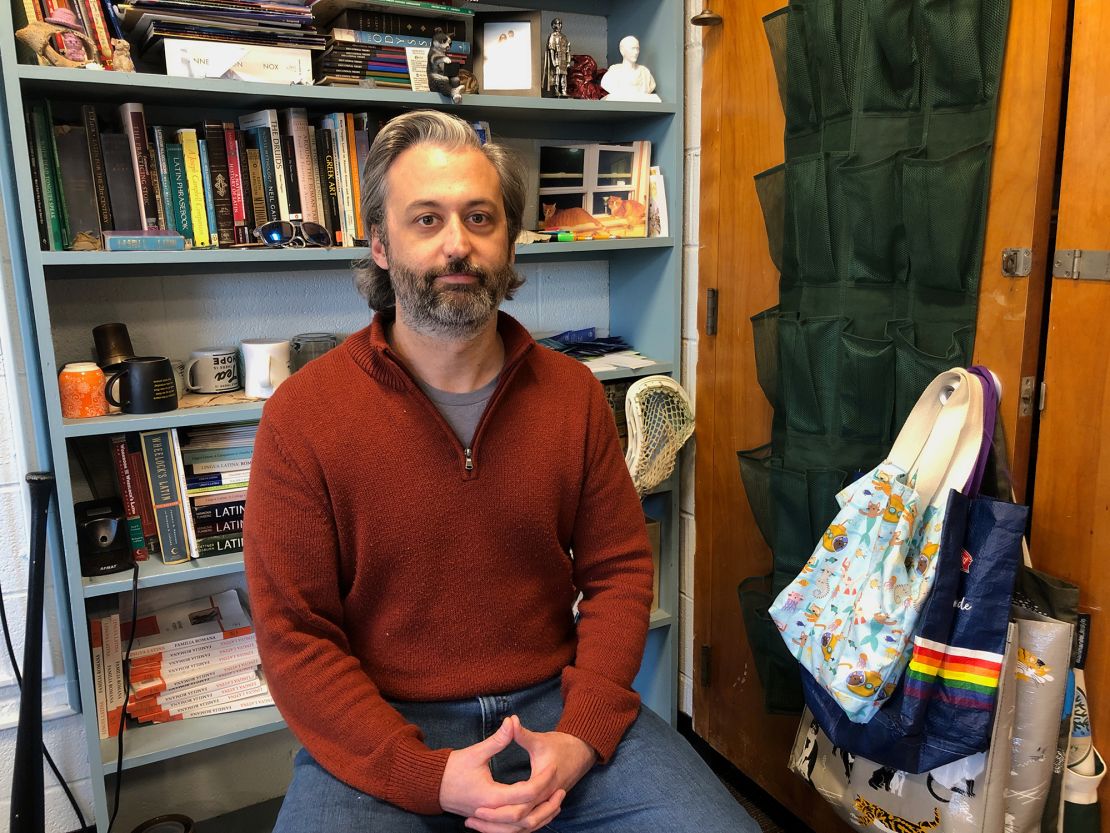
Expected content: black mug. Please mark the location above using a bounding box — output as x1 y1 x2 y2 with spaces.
105 356 179 414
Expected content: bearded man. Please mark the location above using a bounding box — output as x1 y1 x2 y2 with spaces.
244 109 758 833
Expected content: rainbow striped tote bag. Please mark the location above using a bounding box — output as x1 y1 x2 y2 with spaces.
799 488 1027 773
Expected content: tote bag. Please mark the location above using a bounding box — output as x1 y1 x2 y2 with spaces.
770 368 984 722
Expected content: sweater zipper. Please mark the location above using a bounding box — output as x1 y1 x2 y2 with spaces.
464 448 474 471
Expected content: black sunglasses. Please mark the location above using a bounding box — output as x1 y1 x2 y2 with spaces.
254 220 333 249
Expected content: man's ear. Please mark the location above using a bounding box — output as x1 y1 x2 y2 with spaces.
370 226 389 270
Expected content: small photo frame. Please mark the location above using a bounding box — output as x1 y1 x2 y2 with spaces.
475 11 542 96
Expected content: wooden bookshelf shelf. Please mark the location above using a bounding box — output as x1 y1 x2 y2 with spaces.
62 401 265 438
82 551 247 599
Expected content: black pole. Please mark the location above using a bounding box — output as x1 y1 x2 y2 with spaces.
10 472 55 833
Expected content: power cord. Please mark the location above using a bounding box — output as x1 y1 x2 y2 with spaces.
107 563 140 833
0 575 88 831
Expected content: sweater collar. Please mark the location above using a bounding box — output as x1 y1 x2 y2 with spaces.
345 310 535 391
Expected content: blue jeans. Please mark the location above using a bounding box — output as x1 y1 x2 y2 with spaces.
274 676 759 832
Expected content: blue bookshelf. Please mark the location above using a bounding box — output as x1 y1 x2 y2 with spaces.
0 1 684 828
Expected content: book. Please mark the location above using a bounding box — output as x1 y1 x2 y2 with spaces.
222 122 249 244
279 133 301 220
130 650 261 700
27 104 63 251
125 432 161 556
102 230 186 251
121 588 251 653
129 667 264 718
139 428 191 563
150 125 175 233
54 123 102 246
25 114 49 250
193 516 244 537
98 131 143 232
201 121 235 246
242 126 279 224
343 112 365 240
278 107 319 225
185 470 250 489
164 143 194 245
197 139 221 250
118 103 161 230
244 145 268 231
78 0 113 62
175 128 211 248
238 109 293 220
180 443 254 464
190 497 246 524
129 631 257 676
315 127 341 245
109 433 150 561
235 128 257 242
89 616 109 739
331 27 471 54
82 105 113 231
323 8 467 37
306 127 325 229
196 532 244 558
161 38 314 85
140 689 274 723
320 115 352 246
43 101 70 249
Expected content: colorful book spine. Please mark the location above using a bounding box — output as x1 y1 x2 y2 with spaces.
25 113 50 250
197 139 220 250
315 127 340 245
236 129 256 241
78 0 112 60
102 231 186 251
280 133 301 220
28 103 64 251
202 121 235 246
164 143 193 247
180 445 254 465
43 100 70 248
306 128 325 229
244 146 268 230
196 532 244 558
125 432 161 556
150 126 175 233
280 107 319 225
238 109 291 220
185 470 250 489
175 128 210 248
344 112 364 242
89 616 109 739
169 428 200 560
193 517 244 537
109 433 150 562
119 103 160 230
330 28 470 54
325 114 356 247
244 127 279 224
82 105 113 231
190 498 245 524
140 428 191 564
222 122 248 244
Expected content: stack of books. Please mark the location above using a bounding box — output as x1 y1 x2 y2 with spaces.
178 423 256 558
314 26 471 88
110 0 325 61
90 589 270 734
27 101 376 251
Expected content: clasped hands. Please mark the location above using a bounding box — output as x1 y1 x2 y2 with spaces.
439 715 597 833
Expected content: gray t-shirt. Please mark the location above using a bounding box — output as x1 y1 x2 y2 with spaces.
417 376 499 447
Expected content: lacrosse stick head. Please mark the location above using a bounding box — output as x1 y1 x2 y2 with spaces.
624 376 695 496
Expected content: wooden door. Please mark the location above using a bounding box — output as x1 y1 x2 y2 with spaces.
1030 3 1110 829
693 1 1068 827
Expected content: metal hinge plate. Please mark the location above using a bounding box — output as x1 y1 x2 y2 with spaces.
705 288 719 336
700 644 711 687
1052 249 1110 281
1019 376 1035 417
1002 248 1033 277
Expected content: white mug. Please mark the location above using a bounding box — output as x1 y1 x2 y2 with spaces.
241 339 292 399
185 347 239 393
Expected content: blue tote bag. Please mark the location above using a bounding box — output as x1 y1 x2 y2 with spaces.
800 489 1027 773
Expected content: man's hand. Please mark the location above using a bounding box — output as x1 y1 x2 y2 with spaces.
439 717 563 833
467 716 598 832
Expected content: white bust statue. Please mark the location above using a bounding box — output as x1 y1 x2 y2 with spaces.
600 35 661 102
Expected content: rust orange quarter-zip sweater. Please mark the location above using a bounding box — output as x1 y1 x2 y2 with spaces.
244 311 654 815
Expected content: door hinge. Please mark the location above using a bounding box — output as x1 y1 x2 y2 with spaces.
700 644 711 687
1052 249 1110 281
1001 248 1033 277
1018 376 1036 417
705 288 718 336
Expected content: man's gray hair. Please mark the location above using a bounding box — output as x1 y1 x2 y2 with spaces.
354 109 526 310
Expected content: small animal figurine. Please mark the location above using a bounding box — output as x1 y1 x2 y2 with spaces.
428 28 464 104
110 38 135 72
606 195 647 225
16 19 98 67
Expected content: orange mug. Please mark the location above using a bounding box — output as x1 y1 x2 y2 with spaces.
59 362 109 419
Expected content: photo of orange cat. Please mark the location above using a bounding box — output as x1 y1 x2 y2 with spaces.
606 195 647 225
541 203 604 230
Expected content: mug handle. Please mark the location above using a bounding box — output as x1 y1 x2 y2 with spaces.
260 355 275 396
105 369 126 408
184 358 201 392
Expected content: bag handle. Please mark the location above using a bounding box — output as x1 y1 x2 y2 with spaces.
887 369 965 472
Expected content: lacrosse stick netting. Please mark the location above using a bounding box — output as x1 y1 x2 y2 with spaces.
624 376 695 496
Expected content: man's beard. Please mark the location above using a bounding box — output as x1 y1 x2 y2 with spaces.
390 255 520 339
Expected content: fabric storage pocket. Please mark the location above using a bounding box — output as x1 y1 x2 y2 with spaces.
785 4 820 136
778 314 842 435
784 155 838 284
754 166 786 274
802 0 851 119
917 0 984 107
856 0 920 112
889 321 970 431
836 151 908 284
763 7 790 115
770 459 813 588
751 305 780 409
805 467 848 546
838 328 894 442
902 143 990 293
738 573 806 715
738 444 775 549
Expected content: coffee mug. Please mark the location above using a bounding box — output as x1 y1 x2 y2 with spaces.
59 362 109 419
171 360 186 400
241 339 292 399
92 322 135 369
185 347 240 394
291 332 338 372
105 356 179 414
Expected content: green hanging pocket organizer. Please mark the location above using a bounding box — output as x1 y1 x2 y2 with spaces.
751 305 781 409
803 0 853 119
763 7 791 115
889 320 972 429
838 327 895 442
785 4 821 135
754 165 786 275
856 0 920 112
917 0 993 107
737 444 775 549
784 154 841 284
837 150 909 284
778 314 843 436
738 573 808 715
902 142 991 293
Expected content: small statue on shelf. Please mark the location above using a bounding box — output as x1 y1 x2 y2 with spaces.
600 35 661 102
15 18 98 68
110 38 135 72
542 18 572 98
427 28 464 104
